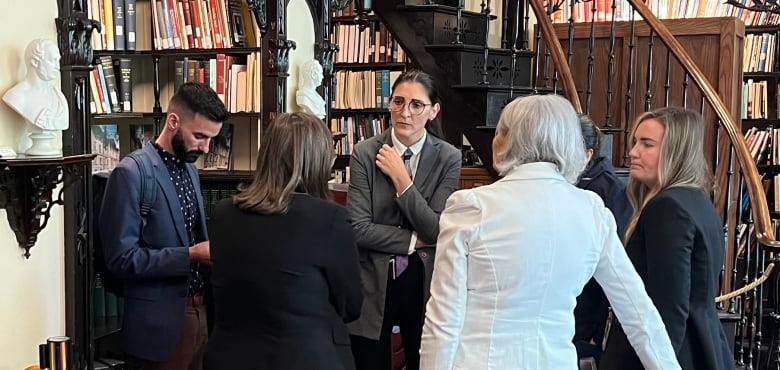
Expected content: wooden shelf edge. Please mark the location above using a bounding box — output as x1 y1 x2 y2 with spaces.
93 47 263 57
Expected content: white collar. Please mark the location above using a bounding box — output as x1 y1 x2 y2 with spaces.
390 128 427 156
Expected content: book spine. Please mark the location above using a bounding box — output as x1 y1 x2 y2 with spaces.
115 58 133 112
113 0 126 50
100 56 123 113
95 64 112 113
103 0 115 50
125 0 137 50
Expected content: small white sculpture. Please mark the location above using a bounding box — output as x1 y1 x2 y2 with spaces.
3 39 68 156
295 59 326 119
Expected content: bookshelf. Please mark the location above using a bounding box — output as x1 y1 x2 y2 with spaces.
86 0 266 363
742 22 780 218
328 5 410 177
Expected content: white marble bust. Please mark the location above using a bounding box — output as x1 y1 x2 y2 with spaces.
3 39 68 156
296 59 326 119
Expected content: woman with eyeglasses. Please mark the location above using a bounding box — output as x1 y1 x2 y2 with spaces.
347 69 462 370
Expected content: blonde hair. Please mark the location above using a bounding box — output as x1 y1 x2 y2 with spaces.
234 112 334 214
624 107 712 242
494 94 586 182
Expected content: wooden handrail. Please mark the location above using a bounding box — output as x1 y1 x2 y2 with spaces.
527 0 582 113
528 0 779 249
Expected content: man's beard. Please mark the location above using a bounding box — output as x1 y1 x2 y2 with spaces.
172 131 203 163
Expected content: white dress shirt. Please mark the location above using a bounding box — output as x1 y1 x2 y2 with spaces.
420 162 680 370
391 128 426 254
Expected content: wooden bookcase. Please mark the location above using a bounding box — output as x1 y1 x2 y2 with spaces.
328 8 409 176
742 23 780 216
61 0 292 369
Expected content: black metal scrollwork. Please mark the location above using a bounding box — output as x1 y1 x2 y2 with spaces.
248 0 268 37
55 16 101 67
269 39 298 74
725 0 780 14
0 155 94 258
331 0 353 10
316 41 339 77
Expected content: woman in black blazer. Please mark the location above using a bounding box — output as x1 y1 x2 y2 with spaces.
204 112 363 370
600 107 733 370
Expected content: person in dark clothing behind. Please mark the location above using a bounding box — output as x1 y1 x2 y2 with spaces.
573 114 632 364
204 112 363 370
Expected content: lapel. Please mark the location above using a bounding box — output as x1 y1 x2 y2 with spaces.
414 134 440 189
143 143 188 246
186 162 208 241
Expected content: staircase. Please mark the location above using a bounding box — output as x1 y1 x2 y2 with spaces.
372 1 538 177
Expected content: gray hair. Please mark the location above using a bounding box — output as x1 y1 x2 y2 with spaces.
493 94 586 183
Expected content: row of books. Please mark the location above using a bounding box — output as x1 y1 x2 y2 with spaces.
332 22 406 64
88 0 138 50
331 114 390 156
744 126 778 165
550 0 780 26
332 70 403 110
89 0 259 51
150 0 258 50
175 53 262 113
742 79 771 120
90 56 132 114
93 275 124 320
744 33 777 74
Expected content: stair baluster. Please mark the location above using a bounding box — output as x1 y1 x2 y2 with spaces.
454 0 465 44
585 0 598 114
354 0 372 30
509 0 522 98
621 10 637 166
480 0 492 85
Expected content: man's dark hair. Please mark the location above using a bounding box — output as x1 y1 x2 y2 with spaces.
169 82 230 123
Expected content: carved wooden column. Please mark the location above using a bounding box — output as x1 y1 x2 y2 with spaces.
56 0 99 367
316 0 338 125
262 0 296 124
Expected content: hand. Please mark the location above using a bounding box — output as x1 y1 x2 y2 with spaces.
189 241 211 264
376 144 412 193
414 239 428 249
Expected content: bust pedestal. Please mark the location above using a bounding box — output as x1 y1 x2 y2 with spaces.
27 129 60 156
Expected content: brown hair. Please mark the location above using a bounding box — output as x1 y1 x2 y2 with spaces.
233 112 334 214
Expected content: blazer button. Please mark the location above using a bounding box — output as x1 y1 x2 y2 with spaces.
420 252 428 258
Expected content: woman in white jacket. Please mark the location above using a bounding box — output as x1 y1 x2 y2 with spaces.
419 94 680 370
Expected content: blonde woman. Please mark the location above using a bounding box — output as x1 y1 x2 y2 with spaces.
600 107 733 370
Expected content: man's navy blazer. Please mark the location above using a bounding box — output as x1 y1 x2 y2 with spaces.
99 143 208 361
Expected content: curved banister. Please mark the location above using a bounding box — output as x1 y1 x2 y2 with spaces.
529 0 779 249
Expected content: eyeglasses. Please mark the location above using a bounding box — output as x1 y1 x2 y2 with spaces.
388 97 432 116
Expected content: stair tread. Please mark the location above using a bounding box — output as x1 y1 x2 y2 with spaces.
452 84 557 93
720 311 742 322
425 44 536 56
396 4 498 19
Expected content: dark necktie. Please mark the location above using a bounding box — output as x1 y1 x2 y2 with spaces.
396 148 414 278
403 148 413 179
